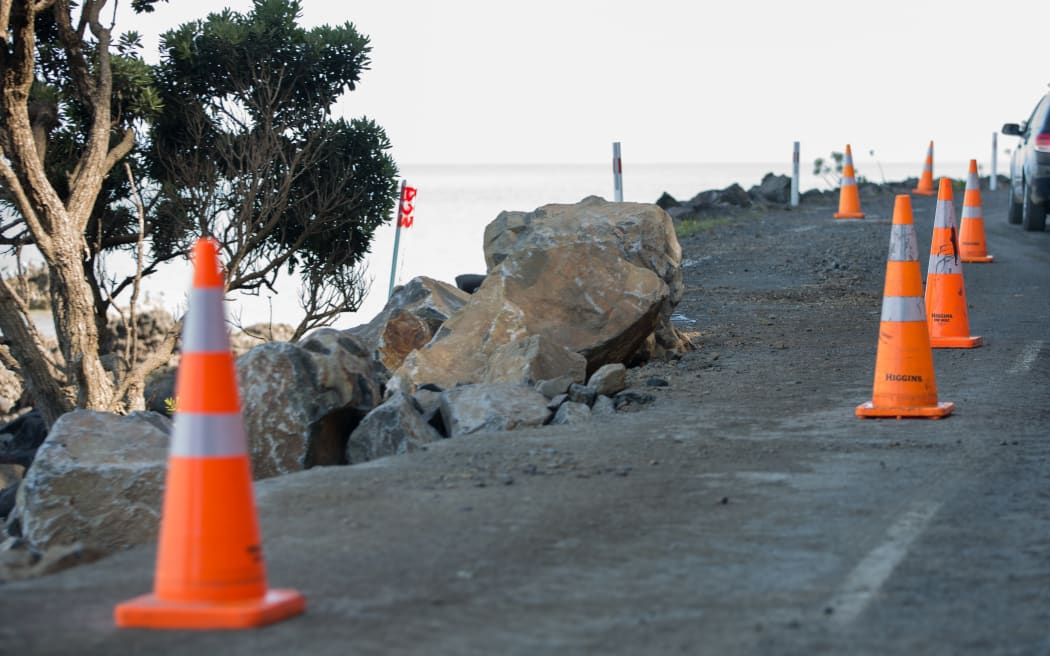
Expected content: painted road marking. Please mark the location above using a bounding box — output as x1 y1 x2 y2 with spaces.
1007 340 1044 375
826 500 943 626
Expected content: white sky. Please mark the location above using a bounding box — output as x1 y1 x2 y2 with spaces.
117 0 1050 167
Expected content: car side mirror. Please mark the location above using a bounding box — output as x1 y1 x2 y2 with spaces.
1002 123 1022 136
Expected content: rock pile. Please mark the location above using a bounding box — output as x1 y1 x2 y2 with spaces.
1 195 688 580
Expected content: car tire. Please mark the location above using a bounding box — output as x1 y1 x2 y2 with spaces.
1007 188 1023 224
1021 178 1047 232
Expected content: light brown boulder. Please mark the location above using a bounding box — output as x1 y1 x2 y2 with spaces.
483 334 587 386
484 196 688 353
588 363 628 397
395 242 666 390
349 276 471 373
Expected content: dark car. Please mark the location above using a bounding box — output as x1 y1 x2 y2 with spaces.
1002 88 1050 231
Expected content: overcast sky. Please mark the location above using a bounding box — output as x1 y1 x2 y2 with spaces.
117 0 1050 168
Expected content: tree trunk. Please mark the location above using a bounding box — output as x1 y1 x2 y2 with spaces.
48 250 115 409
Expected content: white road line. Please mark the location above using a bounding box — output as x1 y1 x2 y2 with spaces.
826 500 943 626
1007 340 1044 375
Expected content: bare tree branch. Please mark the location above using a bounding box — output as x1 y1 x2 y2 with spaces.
123 161 146 373
0 150 53 252
107 318 180 414
52 0 96 107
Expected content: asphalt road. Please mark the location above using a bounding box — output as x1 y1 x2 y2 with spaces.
1 184 1048 655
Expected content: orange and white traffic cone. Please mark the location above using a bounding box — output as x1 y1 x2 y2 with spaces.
925 178 982 349
115 238 305 630
857 195 953 419
833 144 865 219
912 141 936 196
959 159 994 263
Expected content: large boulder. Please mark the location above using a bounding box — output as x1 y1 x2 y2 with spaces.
8 410 170 558
484 196 683 305
394 242 665 389
238 329 382 479
348 276 470 373
484 197 688 354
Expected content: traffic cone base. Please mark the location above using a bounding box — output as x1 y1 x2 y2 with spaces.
960 254 994 264
115 589 306 630
856 400 954 419
930 334 982 349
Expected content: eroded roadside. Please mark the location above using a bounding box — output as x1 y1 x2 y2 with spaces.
3 183 1049 656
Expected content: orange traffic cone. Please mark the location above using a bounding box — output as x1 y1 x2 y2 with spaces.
912 141 936 196
959 159 994 263
857 195 953 419
833 144 865 219
115 238 305 629
925 178 982 349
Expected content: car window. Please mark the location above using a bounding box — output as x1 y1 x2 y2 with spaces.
1033 95 1050 132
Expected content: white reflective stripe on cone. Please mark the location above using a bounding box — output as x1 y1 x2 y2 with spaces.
967 173 979 188
933 200 957 228
842 176 856 186
961 205 982 219
928 254 962 275
881 296 926 322
170 412 248 457
887 225 920 262
182 288 231 353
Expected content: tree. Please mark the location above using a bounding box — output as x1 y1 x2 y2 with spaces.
0 0 160 426
147 0 397 340
0 0 398 428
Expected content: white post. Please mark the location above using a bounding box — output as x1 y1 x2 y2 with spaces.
790 141 800 207
612 142 623 202
990 132 998 190
388 179 407 300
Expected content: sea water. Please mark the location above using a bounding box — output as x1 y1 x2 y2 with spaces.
6 160 971 335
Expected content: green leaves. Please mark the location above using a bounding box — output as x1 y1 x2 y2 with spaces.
147 0 398 314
